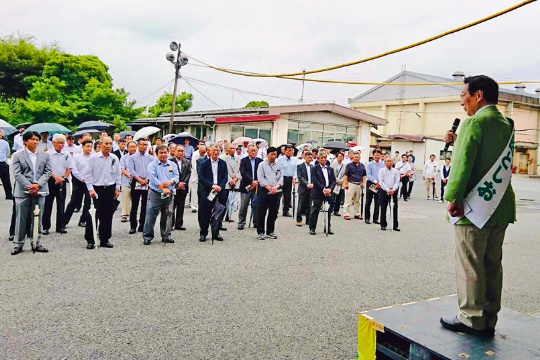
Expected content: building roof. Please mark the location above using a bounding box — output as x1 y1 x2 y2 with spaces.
350 70 540 104
389 134 425 142
131 103 386 126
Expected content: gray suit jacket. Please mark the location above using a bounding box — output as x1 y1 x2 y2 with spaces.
12 149 52 197
220 154 242 190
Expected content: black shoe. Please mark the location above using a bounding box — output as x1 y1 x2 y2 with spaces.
34 245 48 253
100 242 114 248
219 226 227 231
227 219 235 223
333 212 341 216
86 243 95 250
393 228 401 232
365 220 371 224
11 247 23 255
282 213 292 217
310 229 316 235
199 235 207 242
143 239 152 245
381 226 387 231
137 227 143 233
8 235 14 241
238 225 244 230
57 228 67 234
266 233 277 239
404 199 408 202
129 229 136 234
191 209 197 213
373 220 380 225
212 235 224 241
162 239 174 243
78 221 86 227
440 316 494 337
174 226 186 231
74 207 80 213
42 229 49 235
327 231 334 235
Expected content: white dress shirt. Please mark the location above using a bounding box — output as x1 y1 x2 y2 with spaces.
378 167 400 192
395 161 411 175
211 159 218 184
13 133 24 152
49 150 72 177
63 144 79 156
321 166 329 187
26 149 38 182
423 161 438 178
72 153 91 182
85 152 122 191
305 163 312 183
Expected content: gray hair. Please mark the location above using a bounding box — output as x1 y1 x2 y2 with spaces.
248 144 257 150
52 133 66 142
156 144 168 153
317 151 328 159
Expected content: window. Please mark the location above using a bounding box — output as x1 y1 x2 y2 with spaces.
259 129 271 142
245 127 258 139
231 125 244 141
230 124 272 143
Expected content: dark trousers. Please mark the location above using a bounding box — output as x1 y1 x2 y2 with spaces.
130 189 148 230
400 177 409 199
309 196 332 232
379 191 398 229
199 194 226 237
64 176 90 225
172 189 188 228
332 189 344 213
238 190 258 227
441 180 447 199
89 185 116 244
9 198 31 237
407 180 414 198
0 162 13 199
364 181 380 222
296 190 312 223
257 189 282 235
281 176 293 214
143 190 173 241
43 179 66 231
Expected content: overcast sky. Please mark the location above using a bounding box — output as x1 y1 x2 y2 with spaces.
3 0 539 112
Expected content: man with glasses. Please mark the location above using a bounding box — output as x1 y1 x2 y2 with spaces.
309 152 336 235
257 147 283 240
127 138 154 234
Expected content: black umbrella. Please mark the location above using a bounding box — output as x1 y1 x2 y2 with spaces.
119 130 136 138
323 141 349 151
77 121 114 132
73 128 100 137
277 144 299 156
170 132 199 147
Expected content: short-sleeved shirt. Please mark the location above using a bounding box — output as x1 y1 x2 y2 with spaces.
344 162 366 183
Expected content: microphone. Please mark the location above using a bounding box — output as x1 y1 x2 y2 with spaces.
444 118 460 151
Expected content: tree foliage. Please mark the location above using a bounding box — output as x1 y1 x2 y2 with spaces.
245 100 269 108
147 91 193 118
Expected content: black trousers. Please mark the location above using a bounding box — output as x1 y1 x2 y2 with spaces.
130 189 148 230
309 196 333 232
199 193 226 237
0 162 13 199
296 190 312 223
400 177 409 199
89 185 116 244
440 180 447 199
379 191 398 229
332 189 344 213
172 188 188 228
64 176 91 225
257 189 282 235
281 176 293 214
43 179 66 231
364 181 380 222
407 180 414 198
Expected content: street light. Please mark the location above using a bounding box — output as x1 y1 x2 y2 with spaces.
166 41 189 134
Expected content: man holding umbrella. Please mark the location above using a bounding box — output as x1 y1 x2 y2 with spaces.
37 131 53 152
197 144 227 242
276 145 297 217
257 147 283 240
170 145 191 230
238 144 262 230
127 138 154 234
183 138 194 162
309 152 336 235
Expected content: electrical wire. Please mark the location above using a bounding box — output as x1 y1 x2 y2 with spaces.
203 0 536 78
134 79 174 102
182 78 223 109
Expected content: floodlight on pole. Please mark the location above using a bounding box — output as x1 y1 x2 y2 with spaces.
166 42 189 134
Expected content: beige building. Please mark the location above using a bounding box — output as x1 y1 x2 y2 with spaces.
349 70 540 175
130 104 386 163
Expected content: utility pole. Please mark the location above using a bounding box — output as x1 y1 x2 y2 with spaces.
166 42 188 134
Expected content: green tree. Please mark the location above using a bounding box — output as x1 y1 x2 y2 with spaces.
245 100 269 108
0 33 60 100
147 91 193 118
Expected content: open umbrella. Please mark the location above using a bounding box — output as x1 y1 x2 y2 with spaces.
134 126 160 141
162 134 177 143
351 145 366 152
0 119 18 136
77 121 114 132
277 144 299 156
296 143 313 150
323 141 349 151
169 132 199 147
73 128 100 137
231 137 253 146
118 130 136 138
23 123 71 135
252 138 268 146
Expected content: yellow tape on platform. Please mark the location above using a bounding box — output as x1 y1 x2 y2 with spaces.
357 314 383 360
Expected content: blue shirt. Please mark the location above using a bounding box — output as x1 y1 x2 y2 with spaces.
184 145 194 161
147 159 179 193
127 152 154 179
366 159 385 184
276 155 298 179
0 139 10 162
120 153 132 187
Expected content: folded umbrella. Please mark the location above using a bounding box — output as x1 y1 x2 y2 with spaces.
226 191 240 219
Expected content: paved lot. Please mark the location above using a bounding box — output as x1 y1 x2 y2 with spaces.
1 176 539 359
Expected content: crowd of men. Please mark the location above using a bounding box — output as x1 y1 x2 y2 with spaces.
3 125 452 255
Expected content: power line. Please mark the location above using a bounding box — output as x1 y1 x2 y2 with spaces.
134 79 174 102
203 0 536 79
182 78 223 109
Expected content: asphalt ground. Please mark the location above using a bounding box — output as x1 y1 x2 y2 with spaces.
1 176 539 359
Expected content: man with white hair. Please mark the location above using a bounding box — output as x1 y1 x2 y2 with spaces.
42 133 73 235
0 129 13 200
